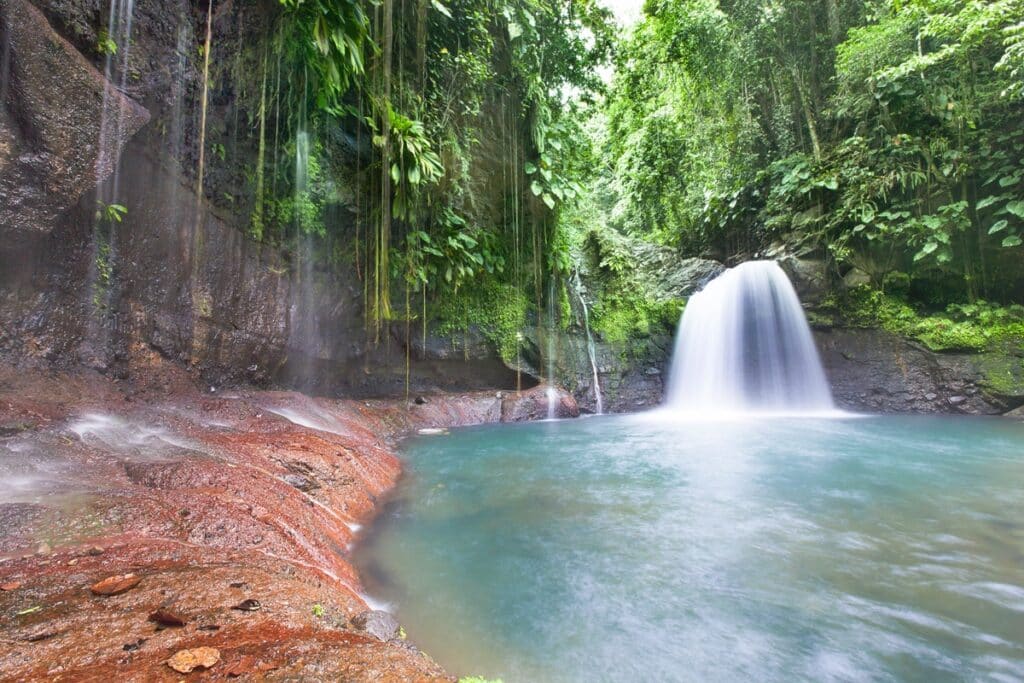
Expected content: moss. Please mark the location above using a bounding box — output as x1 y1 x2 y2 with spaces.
977 353 1024 398
822 286 1024 353
435 279 529 363
591 291 685 345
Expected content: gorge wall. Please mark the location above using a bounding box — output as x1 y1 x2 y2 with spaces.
0 0 524 397
2 1 1021 416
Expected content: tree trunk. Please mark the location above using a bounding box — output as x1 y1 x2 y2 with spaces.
790 66 823 162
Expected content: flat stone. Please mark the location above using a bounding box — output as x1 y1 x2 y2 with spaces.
90 573 141 596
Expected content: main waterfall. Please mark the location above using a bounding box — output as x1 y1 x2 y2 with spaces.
666 261 834 413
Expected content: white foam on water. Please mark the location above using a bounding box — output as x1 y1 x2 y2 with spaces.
264 402 350 437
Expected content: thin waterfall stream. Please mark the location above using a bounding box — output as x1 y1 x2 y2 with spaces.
572 270 603 415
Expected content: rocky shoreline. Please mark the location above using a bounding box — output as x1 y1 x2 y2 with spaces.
0 354 578 681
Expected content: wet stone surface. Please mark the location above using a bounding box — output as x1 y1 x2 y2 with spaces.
0 357 573 680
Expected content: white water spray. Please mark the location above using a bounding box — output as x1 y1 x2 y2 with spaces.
666 261 834 414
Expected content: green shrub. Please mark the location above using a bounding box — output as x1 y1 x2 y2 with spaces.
825 286 1024 352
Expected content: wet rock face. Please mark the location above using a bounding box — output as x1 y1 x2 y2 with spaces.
815 327 1024 415
0 0 149 237
0 0 522 398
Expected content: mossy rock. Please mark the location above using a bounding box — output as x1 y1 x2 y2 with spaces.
977 353 1024 402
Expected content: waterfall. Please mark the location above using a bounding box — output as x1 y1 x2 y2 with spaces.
95 0 136 201
572 271 603 415
666 261 833 414
546 279 558 420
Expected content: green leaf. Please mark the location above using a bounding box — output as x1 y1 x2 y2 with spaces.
530 180 543 196
524 162 537 175
976 195 1003 210
541 193 556 210
989 220 1009 234
1006 201 1024 218
431 0 452 18
914 242 938 261
1002 235 1023 248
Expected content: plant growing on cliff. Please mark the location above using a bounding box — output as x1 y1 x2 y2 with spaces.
96 29 118 56
95 202 127 225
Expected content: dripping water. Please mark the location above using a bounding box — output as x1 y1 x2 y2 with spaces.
96 0 136 201
287 72 319 392
572 270 603 415
83 0 136 368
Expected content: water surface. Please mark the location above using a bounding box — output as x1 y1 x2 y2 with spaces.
357 413 1024 682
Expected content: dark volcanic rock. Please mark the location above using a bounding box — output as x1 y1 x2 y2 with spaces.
777 256 829 304
0 0 149 237
815 327 1024 415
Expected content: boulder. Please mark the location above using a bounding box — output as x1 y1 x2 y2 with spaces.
777 256 829 304
842 268 872 289
815 327 1021 415
351 610 400 642
0 0 149 237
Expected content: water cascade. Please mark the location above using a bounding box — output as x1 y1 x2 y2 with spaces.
545 279 558 420
572 270 603 415
666 260 834 413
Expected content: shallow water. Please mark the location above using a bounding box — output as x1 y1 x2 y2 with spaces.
357 413 1024 683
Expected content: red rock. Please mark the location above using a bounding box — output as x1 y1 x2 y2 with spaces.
0 582 21 591
226 654 276 677
90 574 141 596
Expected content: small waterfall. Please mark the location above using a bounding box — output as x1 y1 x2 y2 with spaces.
287 97 320 391
545 278 558 420
81 0 136 369
572 271 603 415
666 261 833 414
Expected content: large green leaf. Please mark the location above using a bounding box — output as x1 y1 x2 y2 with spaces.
1006 200 1024 218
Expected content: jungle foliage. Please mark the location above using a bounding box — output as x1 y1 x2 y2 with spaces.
200 0 1024 365
199 0 614 355
600 0 1024 307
